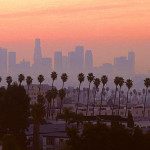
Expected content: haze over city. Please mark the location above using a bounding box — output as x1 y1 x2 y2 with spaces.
0 0 150 73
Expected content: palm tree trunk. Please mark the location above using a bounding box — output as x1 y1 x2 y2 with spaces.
52 98 55 119
93 90 97 116
125 89 129 117
76 83 81 114
60 98 63 114
99 85 104 115
118 87 121 115
143 88 148 117
52 80 54 89
62 82 64 89
112 86 117 115
47 102 50 119
39 83 41 93
33 121 40 150
86 83 91 116
49 101 52 118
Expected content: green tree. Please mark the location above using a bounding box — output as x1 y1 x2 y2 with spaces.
37 75 44 93
59 88 66 114
125 79 133 117
76 73 85 114
61 73 68 88
51 71 57 88
6 76 13 87
18 74 25 86
86 73 94 116
31 103 45 150
100 75 108 115
93 78 100 116
143 78 150 117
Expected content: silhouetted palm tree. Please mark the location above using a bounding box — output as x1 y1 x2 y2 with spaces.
37 75 44 93
86 73 94 116
59 88 66 114
130 91 133 102
6 76 13 87
93 78 100 116
112 76 120 115
143 78 150 117
118 77 124 115
138 91 141 101
76 73 85 114
125 79 133 117
26 76 33 91
0 76 2 86
31 103 45 150
61 73 68 88
46 90 53 118
51 71 57 88
100 75 108 115
18 74 25 86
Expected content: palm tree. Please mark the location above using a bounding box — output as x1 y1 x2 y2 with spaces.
37 75 44 93
130 91 133 102
6 76 13 87
45 90 53 119
99 75 108 115
51 71 57 88
125 79 133 117
0 76 2 87
76 73 85 114
118 77 124 115
26 76 33 91
86 73 94 116
31 103 45 150
61 73 68 88
18 74 25 86
59 88 66 114
112 77 120 115
93 78 100 116
143 78 150 117
138 91 141 101
51 88 58 119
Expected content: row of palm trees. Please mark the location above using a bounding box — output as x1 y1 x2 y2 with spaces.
0 72 150 117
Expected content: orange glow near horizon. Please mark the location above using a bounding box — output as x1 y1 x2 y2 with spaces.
0 0 150 73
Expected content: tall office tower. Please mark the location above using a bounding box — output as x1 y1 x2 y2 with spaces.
62 56 68 71
42 58 52 72
0 47 7 75
75 46 84 71
34 38 42 64
8 52 16 74
128 51 135 74
68 51 77 72
85 50 93 71
54 51 62 71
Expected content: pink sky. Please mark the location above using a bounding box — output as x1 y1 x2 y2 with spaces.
0 0 150 73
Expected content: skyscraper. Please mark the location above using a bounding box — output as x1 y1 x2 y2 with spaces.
68 51 77 72
85 50 93 71
34 38 42 64
75 46 84 71
8 52 16 74
0 47 7 75
62 56 68 71
128 51 135 74
54 51 62 71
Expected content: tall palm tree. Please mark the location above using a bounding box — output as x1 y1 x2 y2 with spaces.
143 78 150 117
93 78 100 116
26 76 33 91
118 77 124 115
51 88 58 119
18 74 25 86
112 76 120 115
125 79 133 117
76 73 85 114
0 76 2 87
6 76 13 87
61 73 68 88
31 103 45 150
51 71 57 88
45 90 53 119
37 75 45 93
59 88 66 114
99 75 108 115
138 91 141 101
86 73 94 116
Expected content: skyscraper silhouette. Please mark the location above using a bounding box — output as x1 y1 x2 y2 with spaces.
128 51 135 74
54 51 62 71
8 52 16 74
0 47 7 75
85 50 93 71
34 38 42 64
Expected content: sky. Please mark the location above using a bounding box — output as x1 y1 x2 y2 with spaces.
0 0 150 73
